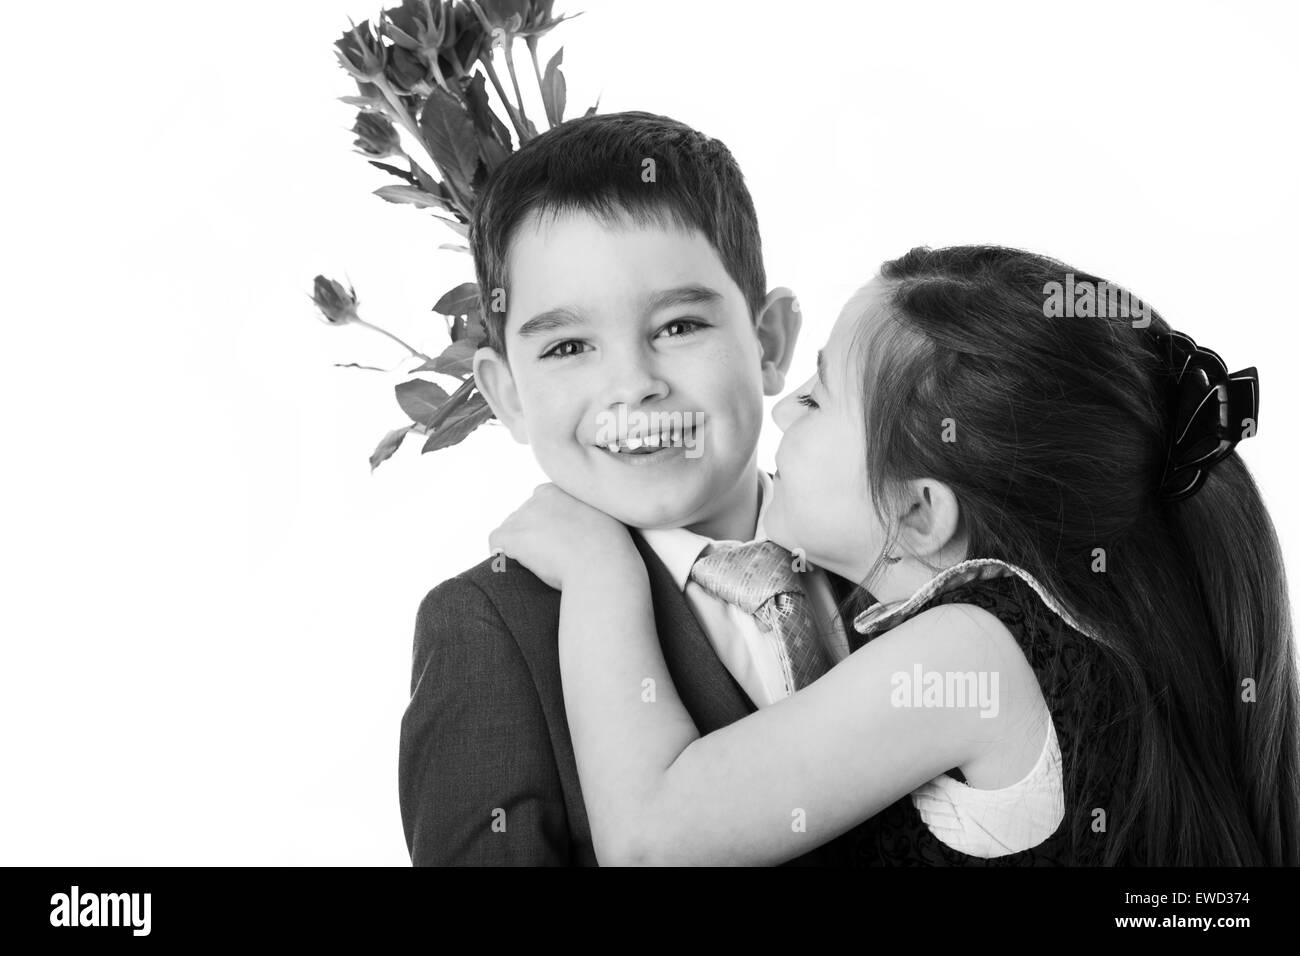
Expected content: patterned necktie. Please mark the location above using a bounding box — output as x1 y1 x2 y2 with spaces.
689 540 832 695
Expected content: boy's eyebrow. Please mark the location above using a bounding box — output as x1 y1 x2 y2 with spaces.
642 284 723 314
516 285 723 339
817 349 829 390
516 307 585 339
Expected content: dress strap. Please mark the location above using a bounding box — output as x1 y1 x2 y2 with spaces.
852 558 1098 642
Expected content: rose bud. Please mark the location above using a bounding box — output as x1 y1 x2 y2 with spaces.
441 1 490 77
312 276 360 325
385 45 431 95
471 0 530 39
352 111 401 157
335 20 386 83
384 0 447 52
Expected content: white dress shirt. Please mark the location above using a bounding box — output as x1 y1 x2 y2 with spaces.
635 471 851 708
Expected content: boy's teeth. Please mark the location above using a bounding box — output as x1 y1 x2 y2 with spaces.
599 425 696 453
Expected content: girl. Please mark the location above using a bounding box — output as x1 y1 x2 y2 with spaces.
490 245 1299 866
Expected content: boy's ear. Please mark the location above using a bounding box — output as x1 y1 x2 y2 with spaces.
895 479 966 561
755 286 801 397
473 347 529 444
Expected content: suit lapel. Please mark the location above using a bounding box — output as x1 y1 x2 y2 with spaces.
631 532 756 731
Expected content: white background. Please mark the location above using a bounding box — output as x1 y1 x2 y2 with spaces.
2 0 1296 864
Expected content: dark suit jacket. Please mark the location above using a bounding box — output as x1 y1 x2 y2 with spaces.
399 530 869 865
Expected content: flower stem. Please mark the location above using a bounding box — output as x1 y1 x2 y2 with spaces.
374 77 473 218
354 318 433 363
527 38 548 125
373 78 441 177
481 56 528 143
504 40 531 132
428 54 450 95
424 376 478 433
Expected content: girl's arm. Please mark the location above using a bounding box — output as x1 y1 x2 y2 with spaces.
560 559 1046 866
486 482 1046 866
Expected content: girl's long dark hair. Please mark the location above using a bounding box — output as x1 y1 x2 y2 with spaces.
858 245 1299 865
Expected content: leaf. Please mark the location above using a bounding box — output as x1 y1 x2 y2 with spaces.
464 308 488 344
395 378 452 427
541 48 567 127
432 281 480 316
447 303 487 344
421 398 495 453
410 163 456 204
434 216 470 238
419 86 481 192
368 160 418 185
463 71 513 168
439 242 470 253
421 339 476 377
411 161 441 194
584 93 601 118
370 425 414 471
474 132 509 179
374 185 452 210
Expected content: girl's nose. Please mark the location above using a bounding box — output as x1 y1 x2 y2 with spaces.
771 390 797 433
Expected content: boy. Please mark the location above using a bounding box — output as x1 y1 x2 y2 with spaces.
398 111 865 865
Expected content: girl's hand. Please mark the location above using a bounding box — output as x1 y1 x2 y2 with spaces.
488 483 637 591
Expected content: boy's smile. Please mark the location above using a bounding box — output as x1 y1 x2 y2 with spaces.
473 208 777 539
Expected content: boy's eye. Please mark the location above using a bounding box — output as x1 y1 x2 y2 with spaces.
539 339 590 360
796 393 819 409
657 318 707 339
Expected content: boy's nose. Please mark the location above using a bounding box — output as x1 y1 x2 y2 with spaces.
602 354 669 408
608 380 669 410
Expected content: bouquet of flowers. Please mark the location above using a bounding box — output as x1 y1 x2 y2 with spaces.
311 0 592 470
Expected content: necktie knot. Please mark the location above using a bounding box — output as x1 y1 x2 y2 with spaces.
689 540 831 694
689 540 804 614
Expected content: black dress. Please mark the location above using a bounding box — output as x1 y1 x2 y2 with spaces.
844 560 1131 866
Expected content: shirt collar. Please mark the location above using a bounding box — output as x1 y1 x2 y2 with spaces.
851 557 1097 640
636 471 774 592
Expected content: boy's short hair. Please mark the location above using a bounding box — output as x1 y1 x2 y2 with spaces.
469 111 767 355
